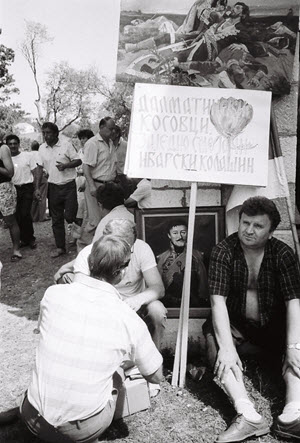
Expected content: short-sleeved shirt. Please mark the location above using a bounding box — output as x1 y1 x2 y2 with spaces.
74 239 157 298
93 205 134 242
27 275 162 427
38 139 79 185
209 232 300 328
83 133 117 181
129 179 152 208
115 138 127 174
11 152 38 186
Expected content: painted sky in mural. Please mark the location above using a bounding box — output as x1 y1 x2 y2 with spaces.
117 0 299 97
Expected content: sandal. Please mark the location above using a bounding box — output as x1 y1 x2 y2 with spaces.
11 254 22 262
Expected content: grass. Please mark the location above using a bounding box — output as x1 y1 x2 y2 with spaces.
0 221 290 442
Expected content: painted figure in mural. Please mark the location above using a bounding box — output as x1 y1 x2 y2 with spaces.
203 196 300 442
118 0 297 96
157 219 209 308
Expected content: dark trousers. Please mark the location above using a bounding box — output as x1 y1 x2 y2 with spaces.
48 180 78 249
15 183 35 244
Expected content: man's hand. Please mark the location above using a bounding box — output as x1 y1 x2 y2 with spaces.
56 161 66 171
124 296 143 312
34 189 41 201
214 348 243 383
283 349 300 379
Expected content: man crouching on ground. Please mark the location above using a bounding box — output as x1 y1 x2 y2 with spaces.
20 235 163 443
203 196 300 442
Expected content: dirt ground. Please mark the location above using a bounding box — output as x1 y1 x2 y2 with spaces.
0 220 289 442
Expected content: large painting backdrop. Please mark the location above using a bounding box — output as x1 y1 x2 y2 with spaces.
117 0 299 97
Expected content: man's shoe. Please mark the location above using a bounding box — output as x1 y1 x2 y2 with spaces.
216 414 270 443
274 415 300 440
50 248 66 258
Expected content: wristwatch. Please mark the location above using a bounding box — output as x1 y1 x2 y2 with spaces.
287 343 300 350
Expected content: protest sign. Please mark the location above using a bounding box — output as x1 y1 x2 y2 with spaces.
125 83 271 186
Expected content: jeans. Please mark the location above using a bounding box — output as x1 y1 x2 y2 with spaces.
15 183 35 244
48 180 78 249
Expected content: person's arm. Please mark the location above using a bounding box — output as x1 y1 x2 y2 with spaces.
124 197 138 208
53 259 76 283
211 294 243 383
142 364 163 384
283 299 300 378
0 145 14 178
56 159 81 171
83 163 97 197
124 266 165 312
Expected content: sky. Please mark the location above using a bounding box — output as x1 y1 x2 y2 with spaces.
1 0 299 119
1 0 121 118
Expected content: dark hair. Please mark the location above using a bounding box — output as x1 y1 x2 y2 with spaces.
96 182 125 210
99 117 113 128
234 2 250 22
31 140 40 151
77 129 94 140
211 0 227 7
6 134 20 144
239 196 281 232
113 125 122 138
166 218 188 234
41 122 59 136
88 234 130 282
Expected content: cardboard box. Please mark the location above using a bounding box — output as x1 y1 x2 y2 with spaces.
114 370 150 420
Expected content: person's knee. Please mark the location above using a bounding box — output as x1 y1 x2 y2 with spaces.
145 300 167 327
3 214 16 228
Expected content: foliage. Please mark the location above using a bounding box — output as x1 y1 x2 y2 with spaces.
20 20 53 127
97 79 134 137
0 44 26 137
43 62 100 132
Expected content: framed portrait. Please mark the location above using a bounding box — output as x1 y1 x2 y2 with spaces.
135 206 225 318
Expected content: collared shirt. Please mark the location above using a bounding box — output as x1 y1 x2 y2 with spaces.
129 179 152 208
28 274 162 427
11 152 38 185
38 139 79 185
115 137 127 174
83 133 117 181
74 239 157 298
209 232 300 327
93 205 134 242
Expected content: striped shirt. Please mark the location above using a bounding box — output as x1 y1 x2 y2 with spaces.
28 275 162 426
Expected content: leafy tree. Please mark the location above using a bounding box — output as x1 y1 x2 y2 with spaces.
0 44 26 137
20 20 53 126
96 78 134 137
43 62 100 131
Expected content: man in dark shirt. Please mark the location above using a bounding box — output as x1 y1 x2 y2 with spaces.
203 196 300 442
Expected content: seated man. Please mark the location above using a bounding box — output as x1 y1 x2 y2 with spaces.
203 196 300 442
157 219 208 308
20 235 163 443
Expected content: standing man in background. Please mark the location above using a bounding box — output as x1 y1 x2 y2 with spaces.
7 134 37 249
35 122 81 258
79 117 117 249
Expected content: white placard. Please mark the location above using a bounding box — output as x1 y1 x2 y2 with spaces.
125 83 271 186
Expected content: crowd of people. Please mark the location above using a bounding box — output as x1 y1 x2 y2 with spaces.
1 136 300 442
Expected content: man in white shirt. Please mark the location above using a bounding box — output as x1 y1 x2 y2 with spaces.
81 117 117 248
35 122 81 257
20 235 163 443
124 178 152 209
7 134 38 249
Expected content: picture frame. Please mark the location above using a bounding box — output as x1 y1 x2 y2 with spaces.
135 206 226 318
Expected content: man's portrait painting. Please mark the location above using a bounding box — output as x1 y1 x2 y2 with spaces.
135 207 225 317
117 0 299 97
